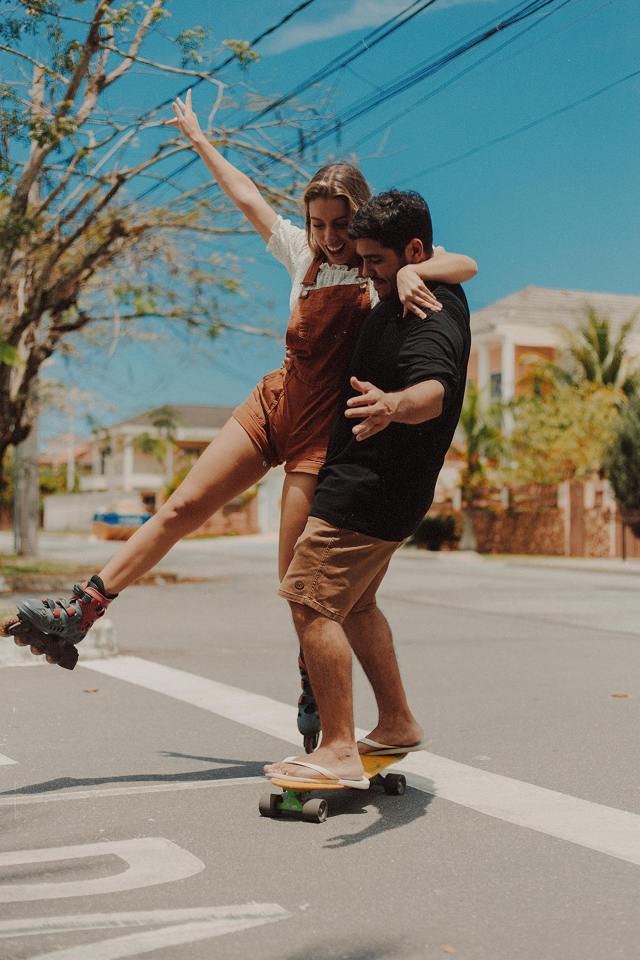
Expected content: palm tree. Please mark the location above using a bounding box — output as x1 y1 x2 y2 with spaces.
525 308 638 398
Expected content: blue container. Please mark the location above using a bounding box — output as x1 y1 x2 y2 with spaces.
93 512 151 527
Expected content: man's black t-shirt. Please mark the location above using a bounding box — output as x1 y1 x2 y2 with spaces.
311 282 471 541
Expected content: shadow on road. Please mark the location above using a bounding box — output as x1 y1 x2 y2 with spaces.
282 934 408 960
0 751 265 796
320 781 436 848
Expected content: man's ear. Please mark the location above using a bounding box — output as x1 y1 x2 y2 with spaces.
404 238 429 262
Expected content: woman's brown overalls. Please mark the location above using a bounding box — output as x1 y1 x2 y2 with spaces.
233 257 372 474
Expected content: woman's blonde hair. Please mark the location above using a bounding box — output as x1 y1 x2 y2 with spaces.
302 162 371 259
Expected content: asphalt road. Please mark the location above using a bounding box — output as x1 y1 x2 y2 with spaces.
1 534 639 959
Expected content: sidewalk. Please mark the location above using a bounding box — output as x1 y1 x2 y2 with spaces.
400 544 640 576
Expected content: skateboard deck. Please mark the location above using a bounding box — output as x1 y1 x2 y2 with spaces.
270 753 404 790
260 754 408 822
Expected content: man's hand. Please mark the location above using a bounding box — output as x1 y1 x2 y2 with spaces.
396 265 442 319
345 377 399 441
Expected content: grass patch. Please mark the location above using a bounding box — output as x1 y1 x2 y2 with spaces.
0 554 88 577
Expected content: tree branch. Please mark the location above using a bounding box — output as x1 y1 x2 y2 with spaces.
103 0 165 86
0 44 65 81
101 43 226 87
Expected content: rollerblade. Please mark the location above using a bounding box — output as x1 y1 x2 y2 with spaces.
3 575 117 670
297 648 321 753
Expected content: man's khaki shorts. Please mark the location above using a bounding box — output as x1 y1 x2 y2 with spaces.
279 517 402 624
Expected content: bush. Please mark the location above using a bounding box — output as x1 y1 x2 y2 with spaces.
604 396 640 536
411 514 459 551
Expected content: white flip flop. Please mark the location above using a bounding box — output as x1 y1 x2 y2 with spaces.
266 756 370 790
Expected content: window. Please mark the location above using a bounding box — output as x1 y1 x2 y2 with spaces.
490 372 502 401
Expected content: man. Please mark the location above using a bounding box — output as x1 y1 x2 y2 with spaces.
265 190 471 788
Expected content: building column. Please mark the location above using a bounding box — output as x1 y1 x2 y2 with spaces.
123 439 134 493
501 335 516 403
477 340 490 401
501 335 516 434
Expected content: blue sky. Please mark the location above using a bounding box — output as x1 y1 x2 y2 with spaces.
38 0 640 440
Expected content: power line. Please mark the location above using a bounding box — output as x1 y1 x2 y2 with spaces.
348 0 577 155
397 66 640 182
278 0 569 159
150 0 319 114
247 0 438 123
130 0 319 201
136 0 438 203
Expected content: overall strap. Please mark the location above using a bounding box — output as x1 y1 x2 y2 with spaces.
301 256 323 288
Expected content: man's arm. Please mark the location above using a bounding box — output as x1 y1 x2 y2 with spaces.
345 376 445 441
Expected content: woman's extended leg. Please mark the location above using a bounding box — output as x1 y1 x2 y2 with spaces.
99 418 269 593
5 417 269 662
100 418 269 593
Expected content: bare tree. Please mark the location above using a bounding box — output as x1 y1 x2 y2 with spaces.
0 0 315 485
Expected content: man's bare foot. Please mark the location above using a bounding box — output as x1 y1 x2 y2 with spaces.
264 744 365 783
358 721 425 754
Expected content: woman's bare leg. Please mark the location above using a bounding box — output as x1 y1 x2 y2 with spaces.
277 471 318 580
98 418 268 593
279 471 319 744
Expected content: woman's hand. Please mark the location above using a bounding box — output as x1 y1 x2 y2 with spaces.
165 88 206 146
396 264 442 319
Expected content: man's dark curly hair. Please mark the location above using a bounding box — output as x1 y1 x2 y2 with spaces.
348 189 433 256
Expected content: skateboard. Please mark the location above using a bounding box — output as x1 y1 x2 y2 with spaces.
258 754 407 823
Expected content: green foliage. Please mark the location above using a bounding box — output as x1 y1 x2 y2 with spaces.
222 39 260 69
0 339 21 367
524 308 638 398
454 380 504 505
510 383 622 485
39 462 70 497
411 514 458 551
176 25 209 66
603 396 640 535
0 213 37 251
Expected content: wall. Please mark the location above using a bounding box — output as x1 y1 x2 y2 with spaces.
44 492 145 531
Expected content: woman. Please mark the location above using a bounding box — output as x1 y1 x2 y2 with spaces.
6 92 477 741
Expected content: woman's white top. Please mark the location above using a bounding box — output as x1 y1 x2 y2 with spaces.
267 215 378 313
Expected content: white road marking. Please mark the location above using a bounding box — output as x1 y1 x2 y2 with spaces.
0 905 289 960
0 837 204 903
24 908 288 960
86 656 640 868
0 752 17 766
0 776 262 806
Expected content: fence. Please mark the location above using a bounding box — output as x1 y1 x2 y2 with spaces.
434 479 640 558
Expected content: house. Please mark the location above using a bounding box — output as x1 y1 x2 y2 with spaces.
467 285 640 404
79 404 235 511
435 285 640 507
44 404 285 535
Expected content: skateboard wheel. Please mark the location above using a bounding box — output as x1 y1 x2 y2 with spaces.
383 773 406 796
259 792 282 818
303 733 319 754
302 798 328 823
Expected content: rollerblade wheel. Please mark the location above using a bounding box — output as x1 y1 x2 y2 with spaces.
383 773 406 796
258 792 282 818
302 798 328 823
303 732 319 754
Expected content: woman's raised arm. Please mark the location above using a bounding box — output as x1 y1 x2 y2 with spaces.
167 90 277 242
